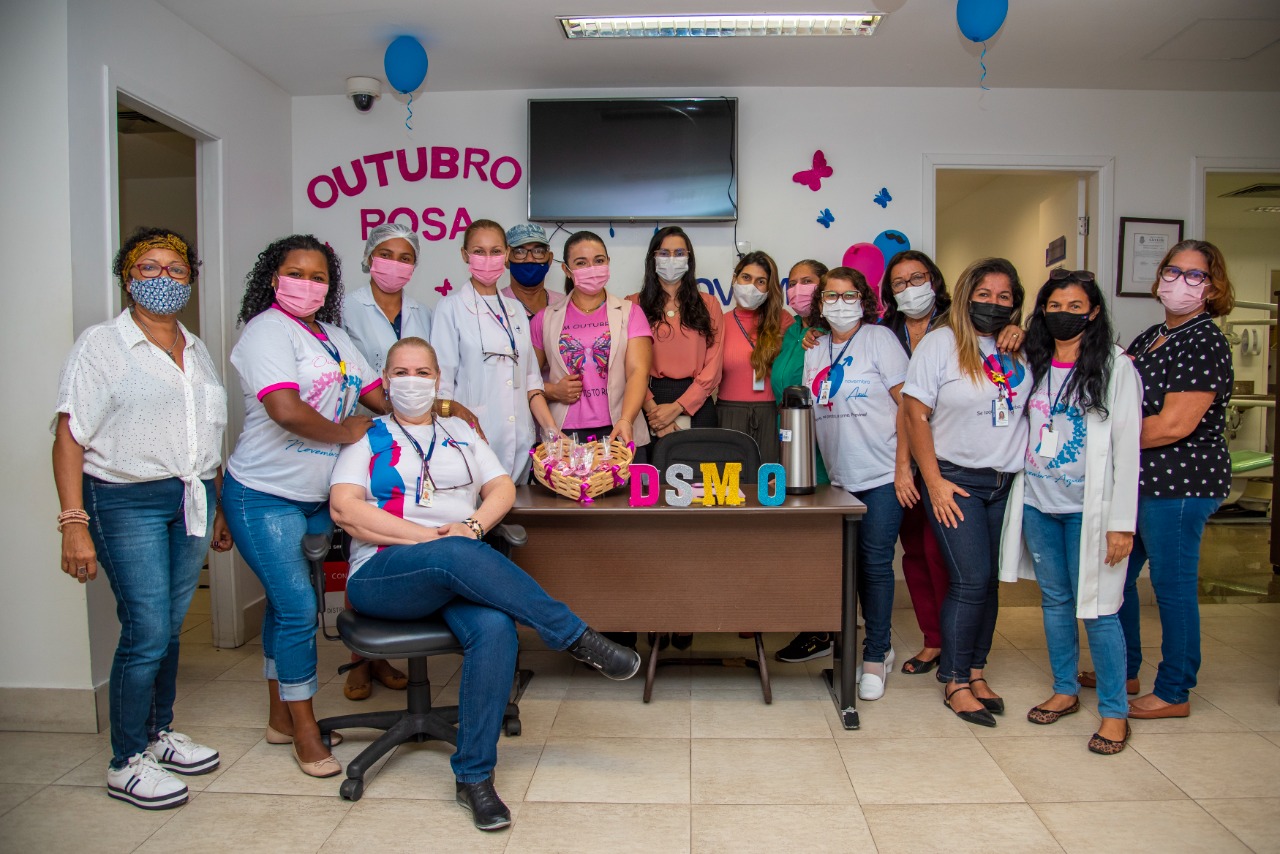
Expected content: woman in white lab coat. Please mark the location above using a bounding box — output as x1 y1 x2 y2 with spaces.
431 219 558 482
342 223 433 374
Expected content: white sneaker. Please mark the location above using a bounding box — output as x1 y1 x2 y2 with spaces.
146 730 220 775
107 753 189 810
858 649 895 701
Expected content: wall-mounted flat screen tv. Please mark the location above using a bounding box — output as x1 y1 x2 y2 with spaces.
527 97 738 223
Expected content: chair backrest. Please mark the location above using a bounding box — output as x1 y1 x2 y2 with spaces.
650 427 762 484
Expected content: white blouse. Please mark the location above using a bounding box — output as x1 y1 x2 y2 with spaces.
54 310 228 536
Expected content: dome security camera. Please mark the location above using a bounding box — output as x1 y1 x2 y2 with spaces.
346 77 381 113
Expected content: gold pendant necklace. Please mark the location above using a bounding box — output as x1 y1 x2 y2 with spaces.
132 309 181 362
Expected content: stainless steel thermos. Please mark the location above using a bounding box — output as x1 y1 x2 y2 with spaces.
779 385 816 494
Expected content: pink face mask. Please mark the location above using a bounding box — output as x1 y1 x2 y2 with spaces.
370 256 414 293
788 282 817 315
275 275 329 318
1157 275 1207 316
467 253 506 286
571 264 610 295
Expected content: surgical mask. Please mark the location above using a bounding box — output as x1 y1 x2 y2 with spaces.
571 264 610 295
788 282 817 315
1157 276 1207 316
969 301 1014 335
733 284 767 311
509 261 551 288
388 376 437 419
275 275 329 318
822 300 864 333
655 256 689 282
468 253 506 286
370 257 413 293
1043 310 1091 341
894 282 935 319
129 276 192 316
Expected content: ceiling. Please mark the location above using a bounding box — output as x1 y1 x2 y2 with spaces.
1206 172 1280 230
154 0 1280 95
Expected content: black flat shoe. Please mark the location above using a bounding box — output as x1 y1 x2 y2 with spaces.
569 628 642 680
456 777 512 831
970 677 1005 714
944 684 996 728
900 655 939 675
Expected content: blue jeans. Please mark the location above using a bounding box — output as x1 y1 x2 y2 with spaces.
1119 495 1220 704
924 461 1011 684
852 482 904 663
85 476 215 768
346 537 587 782
222 474 332 701
1022 506 1128 719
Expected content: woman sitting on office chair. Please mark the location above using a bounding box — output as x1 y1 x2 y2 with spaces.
329 336 641 833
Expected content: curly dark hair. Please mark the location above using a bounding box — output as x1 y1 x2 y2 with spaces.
879 250 951 329
805 267 875 330
238 234 344 326
1025 270 1114 419
637 226 715 344
112 226 200 303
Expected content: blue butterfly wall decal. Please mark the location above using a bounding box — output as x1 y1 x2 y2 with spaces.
873 188 892 208
816 208 835 228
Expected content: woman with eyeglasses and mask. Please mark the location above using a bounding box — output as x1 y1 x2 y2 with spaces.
431 219 559 483
1077 241 1234 721
902 257 1031 727
53 227 233 809
631 226 723 439
330 336 641 832
999 269 1142 754
342 222 433 376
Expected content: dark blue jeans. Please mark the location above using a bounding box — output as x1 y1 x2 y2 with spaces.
345 537 587 782
1119 495 1221 704
852 482 904 663
923 461 1011 684
85 475 215 768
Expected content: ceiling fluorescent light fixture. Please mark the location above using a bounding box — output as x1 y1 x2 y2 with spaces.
558 14 884 39
1247 206 1280 213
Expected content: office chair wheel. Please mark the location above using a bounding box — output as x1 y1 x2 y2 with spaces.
504 718 521 737
339 778 364 802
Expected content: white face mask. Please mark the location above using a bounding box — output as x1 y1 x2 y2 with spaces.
733 284 767 310
822 300 864 333
388 376 437 419
654 256 689 282
895 281 936 319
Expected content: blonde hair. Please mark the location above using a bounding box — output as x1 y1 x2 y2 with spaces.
943 258 1025 383
384 336 438 373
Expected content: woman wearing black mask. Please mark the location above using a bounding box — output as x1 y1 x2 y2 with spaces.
901 258 1030 727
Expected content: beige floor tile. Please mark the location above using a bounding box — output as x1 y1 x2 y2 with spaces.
0 783 180 853
0 732 108 785
526 737 690 804
1261 730 1280 748
321 796 520 852
1200 615 1280 648
310 680 420 723
839 737 1022 805
136 791 351 853
983 734 1186 803
1190 683 1280 731
694 738 855 805
504 802 690 853
828 683 977 739
689 665 827 701
1197 797 1280 853
174 642 258 681
565 666 687 700
204 735 390 797
552 688 691 739
186 587 211 616
690 690 832 739
864 803 1062 853
180 612 209 635
1233 640 1280 669
1033 800 1251 853
1195 642 1280 687
171 679 269 728
692 803 873 853
1198 603 1262 618
1132 731 1280 798
362 737 543 802
1243 602 1280 620
0 783 41 818
969 687 1105 740
54 725 265 792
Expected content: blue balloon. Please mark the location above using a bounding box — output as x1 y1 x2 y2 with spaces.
956 0 1008 43
874 230 911 264
384 36 428 94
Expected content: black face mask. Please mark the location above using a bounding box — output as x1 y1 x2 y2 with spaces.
969 301 1014 335
1043 310 1091 341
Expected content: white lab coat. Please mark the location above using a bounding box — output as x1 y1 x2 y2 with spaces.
342 286 433 374
431 281 542 481
999 345 1143 619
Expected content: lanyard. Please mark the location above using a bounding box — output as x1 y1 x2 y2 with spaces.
900 309 938 356
828 324 860 370
980 349 1016 411
391 414 437 504
476 289 518 359
1044 365 1075 416
732 311 757 350
277 305 345 374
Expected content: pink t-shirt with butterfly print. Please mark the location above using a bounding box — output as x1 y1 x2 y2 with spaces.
530 300 652 430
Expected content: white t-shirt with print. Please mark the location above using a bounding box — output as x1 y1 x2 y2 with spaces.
902 327 1031 473
1024 362 1088 513
330 415 509 575
802 324 908 493
227 307 380 501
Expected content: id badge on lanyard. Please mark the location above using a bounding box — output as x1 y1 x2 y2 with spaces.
992 389 1010 428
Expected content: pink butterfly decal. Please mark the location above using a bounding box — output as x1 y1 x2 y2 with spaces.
559 333 586 376
589 330 611 378
792 150 833 192
434 278 453 297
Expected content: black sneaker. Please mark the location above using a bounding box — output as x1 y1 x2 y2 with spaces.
568 628 642 680
456 777 512 831
774 632 833 663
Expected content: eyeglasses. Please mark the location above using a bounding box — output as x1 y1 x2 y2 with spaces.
1158 266 1210 287
1049 268 1096 283
425 438 475 492
510 246 551 261
889 271 930 293
820 291 862 305
133 262 191 279
654 250 689 259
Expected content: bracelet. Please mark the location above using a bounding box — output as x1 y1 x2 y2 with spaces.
441 399 453 417
462 517 485 539
529 390 546 401
57 509 90 532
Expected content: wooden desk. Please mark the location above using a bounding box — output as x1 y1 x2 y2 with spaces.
506 485 867 729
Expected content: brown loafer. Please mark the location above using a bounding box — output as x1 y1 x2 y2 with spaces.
1077 671 1140 694
371 659 408 691
344 661 372 701
1127 700 1190 719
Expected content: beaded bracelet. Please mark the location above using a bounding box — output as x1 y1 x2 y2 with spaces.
57 509 90 532
462 517 485 539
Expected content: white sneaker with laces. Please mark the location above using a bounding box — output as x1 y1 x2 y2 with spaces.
146 730 220 775
107 753 189 810
858 648 895 701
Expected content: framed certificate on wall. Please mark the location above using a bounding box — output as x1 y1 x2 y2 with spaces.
1116 217 1183 298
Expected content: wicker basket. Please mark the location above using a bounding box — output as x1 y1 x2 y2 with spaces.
531 438 634 503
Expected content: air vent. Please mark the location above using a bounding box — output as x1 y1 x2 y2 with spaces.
1220 183 1280 199
117 111 167 134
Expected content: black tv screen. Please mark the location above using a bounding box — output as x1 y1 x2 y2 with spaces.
527 97 738 223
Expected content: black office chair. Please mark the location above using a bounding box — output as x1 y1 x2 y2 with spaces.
646 427 774 702
307 525 533 802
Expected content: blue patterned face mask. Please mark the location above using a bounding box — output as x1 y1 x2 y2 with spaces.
130 276 192 315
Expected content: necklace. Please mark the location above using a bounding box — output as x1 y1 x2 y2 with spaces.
132 308 181 362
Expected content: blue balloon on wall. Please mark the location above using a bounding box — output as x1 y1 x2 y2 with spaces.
956 0 1008 43
874 230 911 264
384 36 428 94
